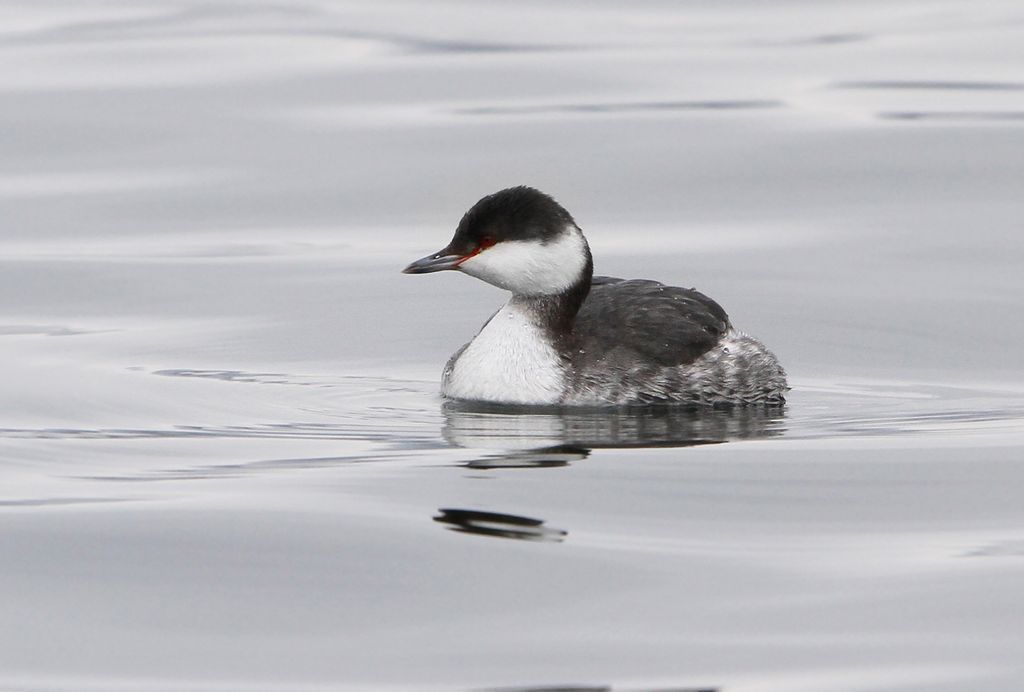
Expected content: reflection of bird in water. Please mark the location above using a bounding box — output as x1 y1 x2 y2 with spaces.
435 400 784 547
442 399 785 453
404 186 787 406
433 508 567 542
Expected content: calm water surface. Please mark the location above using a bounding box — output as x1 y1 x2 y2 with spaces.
2 2 1024 691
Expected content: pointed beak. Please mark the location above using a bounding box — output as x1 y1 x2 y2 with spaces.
402 248 464 274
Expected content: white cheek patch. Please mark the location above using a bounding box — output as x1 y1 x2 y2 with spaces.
459 226 588 295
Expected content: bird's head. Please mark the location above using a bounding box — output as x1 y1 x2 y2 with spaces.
403 186 591 296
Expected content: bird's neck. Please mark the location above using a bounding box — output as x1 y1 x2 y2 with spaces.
510 244 593 348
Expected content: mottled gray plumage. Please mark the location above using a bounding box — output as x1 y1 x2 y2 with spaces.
558 276 786 406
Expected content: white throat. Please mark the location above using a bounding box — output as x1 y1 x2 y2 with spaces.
457 225 588 296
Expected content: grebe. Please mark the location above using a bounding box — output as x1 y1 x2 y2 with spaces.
403 186 787 407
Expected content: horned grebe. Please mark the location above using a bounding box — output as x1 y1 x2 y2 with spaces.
403 186 787 407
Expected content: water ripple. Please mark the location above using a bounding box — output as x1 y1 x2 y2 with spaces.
836 80 1024 91
454 100 783 117
878 111 1024 123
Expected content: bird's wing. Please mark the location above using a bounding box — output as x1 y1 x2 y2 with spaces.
572 277 730 367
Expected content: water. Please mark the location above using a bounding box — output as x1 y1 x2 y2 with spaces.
2 1 1024 690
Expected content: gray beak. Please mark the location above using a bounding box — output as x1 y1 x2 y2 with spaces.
402 249 463 274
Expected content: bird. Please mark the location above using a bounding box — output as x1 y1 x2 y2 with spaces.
403 186 787 407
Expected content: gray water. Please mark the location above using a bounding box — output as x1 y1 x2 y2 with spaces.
2 2 1024 690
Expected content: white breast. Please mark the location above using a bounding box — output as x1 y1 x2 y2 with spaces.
442 301 565 405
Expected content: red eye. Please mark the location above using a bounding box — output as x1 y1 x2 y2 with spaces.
479 235 496 249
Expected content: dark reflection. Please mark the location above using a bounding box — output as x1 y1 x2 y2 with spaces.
434 508 567 542
466 445 590 469
443 400 785 452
